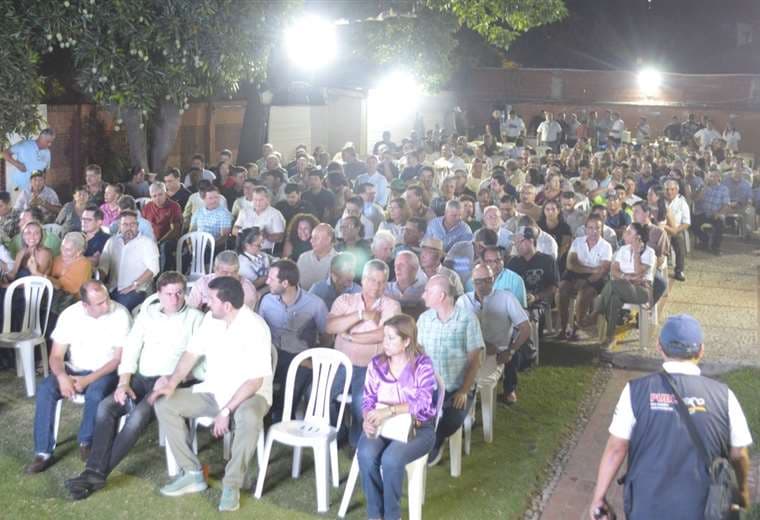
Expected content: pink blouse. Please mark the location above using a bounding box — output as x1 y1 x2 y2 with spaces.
361 354 438 423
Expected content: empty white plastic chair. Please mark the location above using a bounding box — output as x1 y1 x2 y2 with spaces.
463 353 503 454
164 345 277 477
0 276 54 397
175 232 215 284
255 348 352 513
338 374 446 520
42 223 65 240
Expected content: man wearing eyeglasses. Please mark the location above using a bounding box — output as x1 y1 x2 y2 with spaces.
456 263 530 406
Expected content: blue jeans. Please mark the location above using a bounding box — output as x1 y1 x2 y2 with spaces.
653 272 667 304
434 389 475 451
109 289 147 312
358 423 436 520
330 364 367 448
33 368 118 454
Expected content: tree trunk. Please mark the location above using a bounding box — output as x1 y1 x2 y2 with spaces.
237 84 270 165
122 106 148 170
150 102 182 174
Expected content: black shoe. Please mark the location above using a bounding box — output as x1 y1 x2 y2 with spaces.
65 469 105 491
674 271 686 282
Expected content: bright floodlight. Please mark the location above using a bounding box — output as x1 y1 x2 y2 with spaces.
285 16 337 68
638 67 662 96
375 70 422 115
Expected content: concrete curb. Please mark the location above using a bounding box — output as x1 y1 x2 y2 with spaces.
600 350 760 376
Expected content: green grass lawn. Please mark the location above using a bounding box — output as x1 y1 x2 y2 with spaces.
0 344 597 519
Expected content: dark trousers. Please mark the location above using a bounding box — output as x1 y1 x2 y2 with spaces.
331 364 368 448
671 231 687 273
109 289 147 312
357 423 436 520
502 349 523 395
271 349 312 423
433 389 475 451
692 214 724 251
86 374 158 477
33 369 118 454
158 239 178 272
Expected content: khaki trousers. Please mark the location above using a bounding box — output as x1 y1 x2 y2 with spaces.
155 389 270 489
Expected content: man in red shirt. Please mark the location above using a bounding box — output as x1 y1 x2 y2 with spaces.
142 181 183 270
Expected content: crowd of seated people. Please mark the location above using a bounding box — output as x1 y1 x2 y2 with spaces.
0 109 756 515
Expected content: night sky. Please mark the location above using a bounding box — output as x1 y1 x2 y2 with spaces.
506 0 760 73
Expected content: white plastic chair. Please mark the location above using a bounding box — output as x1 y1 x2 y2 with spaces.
175 232 215 284
164 345 278 477
338 374 447 520
135 197 151 211
255 348 352 513
463 353 503 452
0 276 54 397
53 393 86 449
42 223 65 240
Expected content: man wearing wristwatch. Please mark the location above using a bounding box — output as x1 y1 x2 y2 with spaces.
326 259 401 448
98 210 160 311
64 272 204 500
151 277 273 512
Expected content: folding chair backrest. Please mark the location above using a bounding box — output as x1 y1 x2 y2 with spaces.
42 223 64 240
176 231 215 278
433 373 446 430
2 276 54 335
283 348 351 428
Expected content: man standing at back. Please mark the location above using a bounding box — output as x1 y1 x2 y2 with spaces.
2 128 55 191
151 277 273 512
589 315 752 519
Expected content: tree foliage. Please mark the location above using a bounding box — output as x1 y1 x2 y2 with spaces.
0 0 45 147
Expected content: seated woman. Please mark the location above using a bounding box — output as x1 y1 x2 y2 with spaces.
583 223 655 348
538 199 572 270
378 198 409 244
55 185 90 233
236 227 271 289
50 232 92 312
4 220 53 284
557 215 613 340
282 213 318 261
358 314 437 520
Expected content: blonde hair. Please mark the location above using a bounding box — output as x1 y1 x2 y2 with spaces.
383 314 424 358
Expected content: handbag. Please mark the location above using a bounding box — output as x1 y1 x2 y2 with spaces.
660 372 740 520
376 404 414 443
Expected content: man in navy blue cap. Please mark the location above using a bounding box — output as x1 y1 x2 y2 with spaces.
588 314 752 519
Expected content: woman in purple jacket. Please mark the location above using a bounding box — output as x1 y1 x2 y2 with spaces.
357 313 438 520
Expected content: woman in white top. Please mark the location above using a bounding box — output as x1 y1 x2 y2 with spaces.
377 198 409 244
584 223 654 348
236 227 271 289
558 215 613 340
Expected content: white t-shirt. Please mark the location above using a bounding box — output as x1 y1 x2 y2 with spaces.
99 234 160 292
537 121 562 142
609 361 753 448
189 307 273 407
609 119 625 139
723 130 741 152
456 289 528 348
504 116 526 138
569 236 613 268
52 301 132 372
694 128 721 150
667 195 691 226
234 205 286 250
614 244 656 282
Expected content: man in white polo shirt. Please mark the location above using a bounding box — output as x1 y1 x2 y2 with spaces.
99 210 160 311
151 277 272 512
25 281 131 474
663 179 691 281
297 223 337 291
64 272 204 500
233 186 286 251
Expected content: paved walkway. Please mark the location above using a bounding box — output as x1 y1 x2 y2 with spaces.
542 235 760 519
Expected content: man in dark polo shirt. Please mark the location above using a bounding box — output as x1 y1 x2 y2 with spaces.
302 169 335 223
275 183 317 227
589 315 752 519
82 206 110 266
142 182 182 271
164 168 191 210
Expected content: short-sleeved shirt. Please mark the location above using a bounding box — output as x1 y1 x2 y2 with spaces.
169 186 192 210
85 230 110 258
14 186 61 220
507 252 559 297
329 293 401 367
614 244 656 283
722 177 752 205
99 234 160 292
424 217 474 252
384 276 427 306
456 289 528 349
417 306 484 392
234 205 286 250
309 277 361 310
302 188 336 222
259 288 328 355
51 301 131 372
696 184 730 217
188 307 273 406
142 199 182 240
191 206 233 240
609 361 753 447
569 236 613 268
605 210 631 230
297 249 337 291
8 140 51 190
666 195 691 226
187 273 257 310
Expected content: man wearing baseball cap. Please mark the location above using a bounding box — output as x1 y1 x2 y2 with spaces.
589 314 752 519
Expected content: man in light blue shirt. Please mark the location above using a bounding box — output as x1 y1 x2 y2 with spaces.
354 155 389 207
468 245 528 308
424 199 473 252
108 195 155 240
309 253 361 310
3 129 55 190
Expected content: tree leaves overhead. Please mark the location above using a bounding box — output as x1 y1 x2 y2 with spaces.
0 0 45 146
